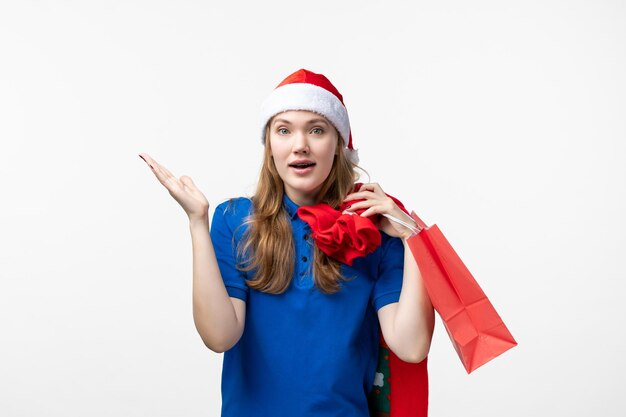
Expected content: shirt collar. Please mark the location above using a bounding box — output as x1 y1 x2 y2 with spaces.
282 193 300 220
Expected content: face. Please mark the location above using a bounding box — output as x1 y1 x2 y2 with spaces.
268 110 339 206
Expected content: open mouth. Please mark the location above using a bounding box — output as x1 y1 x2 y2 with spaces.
289 162 316 169
289 162 316 174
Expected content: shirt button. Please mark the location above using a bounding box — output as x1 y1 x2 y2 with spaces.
301 256 308 262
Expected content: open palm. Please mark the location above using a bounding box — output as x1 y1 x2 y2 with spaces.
139 153 209 220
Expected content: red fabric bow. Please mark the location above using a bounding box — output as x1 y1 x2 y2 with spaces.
296 183 410 265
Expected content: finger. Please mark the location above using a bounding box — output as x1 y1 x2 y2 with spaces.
145 156 173 183
153 162 179 186
180 175 198 193
344 199 378 211
143 155 173 180
359 204 382 218
157 162 176 179
150 162 170 183
358 184 385 198
139 154 178 190
359 183 383 193
147 158 180 188
343 190 377 202
180 175 192 188
139 153 156 170
141 153 159 169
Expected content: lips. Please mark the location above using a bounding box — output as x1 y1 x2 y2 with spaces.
289 160 316 169
288 160 316 175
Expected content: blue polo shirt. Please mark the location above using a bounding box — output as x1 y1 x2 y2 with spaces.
209 193 404 417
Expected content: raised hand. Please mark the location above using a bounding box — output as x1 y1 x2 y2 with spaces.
139 153 209 221
342 182 418 239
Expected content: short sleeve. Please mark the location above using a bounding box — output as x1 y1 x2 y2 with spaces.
371 235 405 311
210 199 250 302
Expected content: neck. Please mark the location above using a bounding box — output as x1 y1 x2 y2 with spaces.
285 189 319 207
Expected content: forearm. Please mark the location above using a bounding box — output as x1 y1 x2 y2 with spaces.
189 215 241 352
392 238 435 362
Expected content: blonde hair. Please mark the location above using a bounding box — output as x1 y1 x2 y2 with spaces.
234 121 366 294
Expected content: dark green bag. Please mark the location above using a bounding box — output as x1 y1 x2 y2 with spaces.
367 335 392 416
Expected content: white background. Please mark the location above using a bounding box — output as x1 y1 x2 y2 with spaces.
1 0 624 416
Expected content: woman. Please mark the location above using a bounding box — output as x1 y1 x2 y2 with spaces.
139 68 434 417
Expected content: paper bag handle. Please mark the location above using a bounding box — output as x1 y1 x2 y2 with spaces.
409 211 428 230
380 210 429 238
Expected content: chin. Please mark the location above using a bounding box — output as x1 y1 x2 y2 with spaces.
286 180 324 195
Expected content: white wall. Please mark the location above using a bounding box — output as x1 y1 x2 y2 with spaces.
1 0 624 415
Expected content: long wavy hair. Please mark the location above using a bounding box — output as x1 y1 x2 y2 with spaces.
234 119 365 294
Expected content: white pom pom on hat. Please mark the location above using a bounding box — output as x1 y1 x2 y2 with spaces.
259 68 359 165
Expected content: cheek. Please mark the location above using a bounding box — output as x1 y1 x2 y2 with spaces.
317 149 337 174
269 141 288 161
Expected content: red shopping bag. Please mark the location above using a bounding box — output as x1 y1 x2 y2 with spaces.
405 211 517 373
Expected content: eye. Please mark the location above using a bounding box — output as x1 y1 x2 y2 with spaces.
277 127 289 135
311 127 324 135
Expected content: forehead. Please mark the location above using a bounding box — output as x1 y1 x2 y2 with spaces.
271 110 330 125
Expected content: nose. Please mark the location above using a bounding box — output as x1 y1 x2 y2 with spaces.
293 131 309 154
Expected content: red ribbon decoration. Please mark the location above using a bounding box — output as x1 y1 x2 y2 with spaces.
296 182 411 265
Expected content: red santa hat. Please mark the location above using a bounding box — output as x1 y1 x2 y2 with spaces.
259 68 359 165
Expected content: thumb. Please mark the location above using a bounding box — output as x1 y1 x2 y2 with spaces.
179 175 196 190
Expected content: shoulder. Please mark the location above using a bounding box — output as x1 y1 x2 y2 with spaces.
368 231 403 259
375 232 404 268
214 196 253 217
352 231 404 277
212 197 254 231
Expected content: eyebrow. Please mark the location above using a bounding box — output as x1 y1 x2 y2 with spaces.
272 118 330 126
